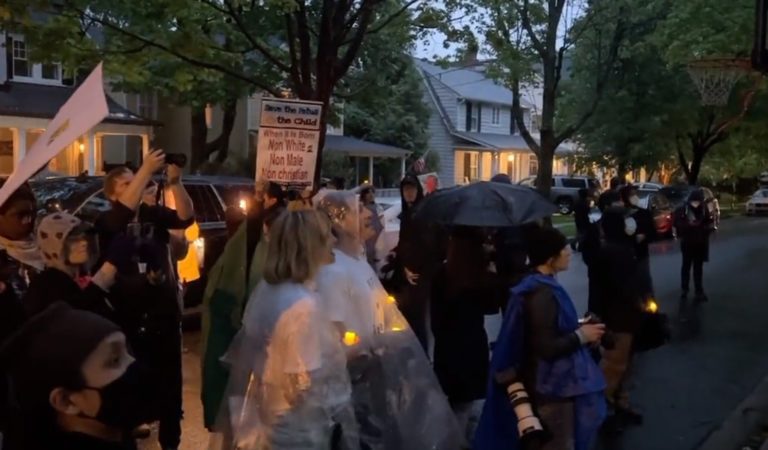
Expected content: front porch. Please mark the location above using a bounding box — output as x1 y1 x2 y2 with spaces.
454 148 569 185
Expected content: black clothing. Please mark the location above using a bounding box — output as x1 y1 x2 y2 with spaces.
674 204 713 260
574 198 592 236
95 200 192 449
431 265 504 403
521 286 582 402
23 268 115 321
0 250 35 344
593 240 643 333
682 252 705 294
57 432 136 450
629 207 656 260
492 226 530 288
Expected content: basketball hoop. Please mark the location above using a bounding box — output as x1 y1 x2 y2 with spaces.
686 58 752 106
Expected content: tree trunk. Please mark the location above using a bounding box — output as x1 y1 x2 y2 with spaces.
207 100 237 164
687 144 705 186
312 98 331 190
190 107 208 170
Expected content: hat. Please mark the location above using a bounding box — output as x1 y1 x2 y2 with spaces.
601 207 628 240
688 189 705 203
0 303 121 412
527 226 568 267
37 212 84 267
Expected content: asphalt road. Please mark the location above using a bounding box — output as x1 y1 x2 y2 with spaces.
145 216 768 450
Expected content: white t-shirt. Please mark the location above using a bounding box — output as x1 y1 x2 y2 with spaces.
316 248 388 344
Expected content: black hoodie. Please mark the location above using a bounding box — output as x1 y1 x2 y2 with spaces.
396 174 440 276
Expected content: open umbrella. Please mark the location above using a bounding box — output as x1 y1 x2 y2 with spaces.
413 181 557 227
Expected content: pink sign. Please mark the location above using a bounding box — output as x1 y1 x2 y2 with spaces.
0 63 109 205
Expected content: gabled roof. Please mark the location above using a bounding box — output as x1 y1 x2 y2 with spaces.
414 58 533 108
0 82 158 126
324 134 411 158
455 131 576 155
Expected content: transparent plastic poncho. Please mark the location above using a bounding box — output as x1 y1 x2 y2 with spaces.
213 281 360 450
315 190 463 450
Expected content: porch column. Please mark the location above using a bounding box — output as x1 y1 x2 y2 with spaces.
400 157 406 178
14 127 26 167
141 134 150 159
477 151 485 181
86 132 97 175
368 156 374 185
491 152 500 176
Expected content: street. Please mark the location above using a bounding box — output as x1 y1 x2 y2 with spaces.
159 216 768 450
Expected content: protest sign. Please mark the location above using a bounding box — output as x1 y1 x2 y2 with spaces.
418 172 440 195
0 63 108 205
256 98 323 189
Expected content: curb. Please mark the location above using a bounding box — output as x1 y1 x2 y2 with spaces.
698 375 768 450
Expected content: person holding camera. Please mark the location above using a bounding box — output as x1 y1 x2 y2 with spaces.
475 226 606 450
95 149 194 450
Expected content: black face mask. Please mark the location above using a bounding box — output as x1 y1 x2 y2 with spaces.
80 361 159 430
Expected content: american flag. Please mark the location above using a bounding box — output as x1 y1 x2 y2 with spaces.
412 155 426 173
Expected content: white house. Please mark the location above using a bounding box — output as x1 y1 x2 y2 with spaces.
415 58 571 186
0 31 157 177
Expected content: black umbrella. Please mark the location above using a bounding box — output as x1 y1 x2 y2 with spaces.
412 181 557 227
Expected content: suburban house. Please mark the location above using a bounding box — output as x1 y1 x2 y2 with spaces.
415 58 572 186
0 31 157 177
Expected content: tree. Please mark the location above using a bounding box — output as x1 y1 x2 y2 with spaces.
4 0 439 185
444 0 629 199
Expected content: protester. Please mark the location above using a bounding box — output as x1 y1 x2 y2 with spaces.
674 189 714 302
215 209 359 449
315 189 462 449
394 173 443 351
0 302 159 450
489 174 530 287
574 188 597 251
95 149 194 450
430 226 506 444
200 181 285 430
359 185 384 269
0 182 42 343
621 185 657 298
598 176 626 211
23 213 128 321
475 226 607 450
594 207 645 430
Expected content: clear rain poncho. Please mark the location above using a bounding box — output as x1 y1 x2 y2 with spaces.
314 190 462 450
212 279 360 450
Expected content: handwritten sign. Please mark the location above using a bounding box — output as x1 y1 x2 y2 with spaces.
256 98 323 189
0 63 108 206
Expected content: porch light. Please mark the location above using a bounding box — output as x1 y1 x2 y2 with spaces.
239 198 247 211
79 143 85 153
507 154 515 162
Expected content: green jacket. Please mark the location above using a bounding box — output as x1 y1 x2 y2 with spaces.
200 221 267 429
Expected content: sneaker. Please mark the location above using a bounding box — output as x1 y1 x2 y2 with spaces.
616 407 644 426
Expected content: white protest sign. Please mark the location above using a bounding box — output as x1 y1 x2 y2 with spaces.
0 63 109 206
256 98 323 189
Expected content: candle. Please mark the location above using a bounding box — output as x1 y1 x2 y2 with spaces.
386 295 396 304
645 299 658 314
343 331 360 346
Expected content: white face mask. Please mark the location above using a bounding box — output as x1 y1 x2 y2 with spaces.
589 200 595 208
624 217 637 236
588 211 602 224
689 201 701 209
629 196 640 207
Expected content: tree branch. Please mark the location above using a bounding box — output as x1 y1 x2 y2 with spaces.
511 76 541 156
354 0 419 39
294 2 315 98
513 0 546 58
336 0 377 82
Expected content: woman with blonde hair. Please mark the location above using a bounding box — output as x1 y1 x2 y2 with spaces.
214 209 359 450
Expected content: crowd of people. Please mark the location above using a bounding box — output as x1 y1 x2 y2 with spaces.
0 153 717 450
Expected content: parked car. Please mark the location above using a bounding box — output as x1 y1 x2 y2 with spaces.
519 175 601 215
30 175 255 310
634 182 663 191
637 190 675 239
659 185 720 229
746 189 768 215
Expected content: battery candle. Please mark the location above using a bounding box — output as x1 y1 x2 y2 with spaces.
343 331 360 346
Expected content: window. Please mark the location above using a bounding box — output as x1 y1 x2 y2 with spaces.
12 40 30 77
561 178 586 189
138 93 156 119
491 107 501 125
463 152 479 182
42 63 61 81
77 192 113 224
529 156 539 176
185 184 225 223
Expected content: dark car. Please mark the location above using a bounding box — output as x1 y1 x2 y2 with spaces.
637 190 674 239
659 185 720 229
30 175 255 310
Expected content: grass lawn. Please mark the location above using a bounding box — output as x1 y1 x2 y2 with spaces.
552 214 576 238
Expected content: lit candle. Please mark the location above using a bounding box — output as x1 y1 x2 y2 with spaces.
343 331 360 346
646 299 658 313
386 295 396 304
391 326 404 332
239 198 247 211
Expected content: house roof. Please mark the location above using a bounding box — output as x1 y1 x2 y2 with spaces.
324 134 411 158
414 59 534 108
0 82 159 126
454 131 577 155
